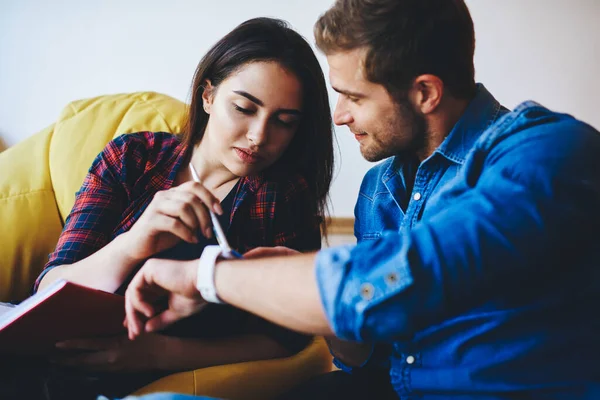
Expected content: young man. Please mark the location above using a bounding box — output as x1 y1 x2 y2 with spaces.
124 1 600 399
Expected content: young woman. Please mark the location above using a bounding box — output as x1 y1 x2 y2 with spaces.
30 17 334 399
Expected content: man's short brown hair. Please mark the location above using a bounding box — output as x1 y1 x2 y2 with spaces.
314 0 477 101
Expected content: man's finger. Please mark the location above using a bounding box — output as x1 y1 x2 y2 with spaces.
125 269 159 339
125 295 145 340
145 309 184 333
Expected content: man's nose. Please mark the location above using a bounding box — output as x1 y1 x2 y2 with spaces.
333 97 353 126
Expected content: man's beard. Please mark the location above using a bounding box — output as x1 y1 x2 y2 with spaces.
360 98 428 162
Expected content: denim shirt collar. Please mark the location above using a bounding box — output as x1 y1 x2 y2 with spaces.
382 84 502 180
434 83 502 164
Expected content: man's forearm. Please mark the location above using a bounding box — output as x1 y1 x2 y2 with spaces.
214 253 334 336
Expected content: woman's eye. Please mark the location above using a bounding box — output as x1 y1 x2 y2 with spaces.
276 119 297 128
233 104 253 114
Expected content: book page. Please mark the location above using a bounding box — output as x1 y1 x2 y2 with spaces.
0 303 16 317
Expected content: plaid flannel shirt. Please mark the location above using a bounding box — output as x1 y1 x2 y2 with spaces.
35 131 321 291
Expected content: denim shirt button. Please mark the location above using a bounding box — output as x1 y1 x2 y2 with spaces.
385 272 399 285
406 355 415 365
413 192 422 201
360 283 375 300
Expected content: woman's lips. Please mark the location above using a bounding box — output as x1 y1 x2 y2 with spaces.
234 147 264 164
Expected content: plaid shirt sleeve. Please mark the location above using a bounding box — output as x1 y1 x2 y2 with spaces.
33 137 129 292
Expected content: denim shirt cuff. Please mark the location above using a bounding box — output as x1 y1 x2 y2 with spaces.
331 348 375 374
315 245 356 339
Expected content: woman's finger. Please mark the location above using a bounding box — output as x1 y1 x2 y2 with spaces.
167 190 213 239
181 181 223 215
153 195 201 233
151 214 198 244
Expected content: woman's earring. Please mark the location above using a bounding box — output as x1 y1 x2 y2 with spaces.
204 104 210 114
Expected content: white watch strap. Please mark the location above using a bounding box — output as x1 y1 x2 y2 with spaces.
197 245 226 304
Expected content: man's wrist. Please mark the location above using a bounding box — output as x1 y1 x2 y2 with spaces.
197 246 227 304
212 257 232 304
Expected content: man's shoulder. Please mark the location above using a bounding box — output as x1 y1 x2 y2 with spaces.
480 101 598 151
475 101 600 189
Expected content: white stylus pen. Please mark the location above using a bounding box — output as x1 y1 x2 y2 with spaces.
188 163 242 259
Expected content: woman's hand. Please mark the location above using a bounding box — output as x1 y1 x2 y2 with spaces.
53 333 179 372
123 181 223 261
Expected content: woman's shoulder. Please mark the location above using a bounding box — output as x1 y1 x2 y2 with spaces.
102 131 182 169
108 131 181 157
93 132 184 192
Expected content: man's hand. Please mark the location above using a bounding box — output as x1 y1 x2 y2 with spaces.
124 258 206 340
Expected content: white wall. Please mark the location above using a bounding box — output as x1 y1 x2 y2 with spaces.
1 0 599 216
467 0 600 129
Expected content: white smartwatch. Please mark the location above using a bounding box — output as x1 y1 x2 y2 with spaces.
196 245 231 304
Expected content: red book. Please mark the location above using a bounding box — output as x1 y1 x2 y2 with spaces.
0 280 125 355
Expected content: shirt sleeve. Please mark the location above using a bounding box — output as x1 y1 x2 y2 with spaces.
327 208 390 373
33 137 128 292
316 111 600 342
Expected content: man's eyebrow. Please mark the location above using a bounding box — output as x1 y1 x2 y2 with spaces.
331 86 365 98
233 90 302 115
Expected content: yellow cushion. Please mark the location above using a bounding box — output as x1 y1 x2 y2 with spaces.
49 92 187 221
0 124 64 302
133 337 333 399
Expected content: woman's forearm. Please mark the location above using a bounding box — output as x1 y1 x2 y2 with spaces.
37 232 142 293
159 334 292 372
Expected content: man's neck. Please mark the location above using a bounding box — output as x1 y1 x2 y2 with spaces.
417 95 472 162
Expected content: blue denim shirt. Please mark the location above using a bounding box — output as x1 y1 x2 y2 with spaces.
316 85 600 399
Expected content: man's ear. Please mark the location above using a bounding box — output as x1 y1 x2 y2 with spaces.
201 80 215 114
412 75 444 115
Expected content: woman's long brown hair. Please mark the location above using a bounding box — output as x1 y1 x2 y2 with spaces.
182 18 335 236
